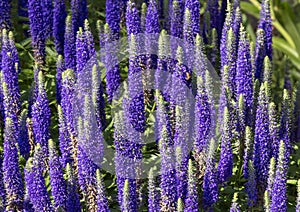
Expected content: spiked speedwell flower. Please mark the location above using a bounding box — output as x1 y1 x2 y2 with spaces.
253 82 271 188
53 0 66 55
3 117 24 210
218 106 233 184
0 0 11 30
236 25 253 126
28 0 46 65
32 71 51 157
25 145 54 211
184 159 199 212
48 139 67 211
203 138 219 210
270 141 288 212
106 0 121 40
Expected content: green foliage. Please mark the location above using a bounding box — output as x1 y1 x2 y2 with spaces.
241 0 300 79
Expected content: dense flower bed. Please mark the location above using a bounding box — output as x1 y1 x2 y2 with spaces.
0 0 300 211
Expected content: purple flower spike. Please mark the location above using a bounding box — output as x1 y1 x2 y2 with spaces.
64 15 76 71
58 105 72 167
194 76 212 154
170 0 184 55
218 106 233 184
233 7 242 48
32 71 51 158
184 159 199 212
96 169 110 212
75 20 97 82
253 82 271 189
92 64 106 130
236 25 253 126
207 0 219 31
61 69 76 138
3 117 24 211
174 105 190 202
103 24 121 102
0 155 6 207
270 141 288 212
25 145 54 212
185 0 200 37
144 0 159 93
155 90 173 146
268 102 280 159
148 168 160 212
175 146 188 202
28 0 46 65
0 30 2 67
79 0 88 27
106 0 121 40
170 0 184 38
77 116 98 211
146 0 160 34
258 0 272 60
0 0 11 30
159 126 177 211
183 9 194 70
155 30 173 102
218 65 230 132
194 34 208 78
220 1 234 68
1 30 21 123
126 0 142 35
66 163 81 212
225 28 237 99
145 0 160 70
266 157 276 203
114 94 141 211
76 28 89 77
218 0 227 38
280 89 292 161
53 0 66 55
122 179 138 212
243 126 253 179
18 110 31 159
71 0 86 35
203 138 219 210
128 34 146 133
84 20 96 57
23 188 34 212
42 0 53 38
246 160 257 207
78 91 104 210
254 29 266 81
48 139 67 211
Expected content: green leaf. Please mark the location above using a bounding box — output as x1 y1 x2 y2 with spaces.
277 6 300 55
241 2 260 19
46 46 57 57
273 37 300 70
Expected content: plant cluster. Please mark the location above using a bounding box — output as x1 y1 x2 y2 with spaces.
0 0 300 211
